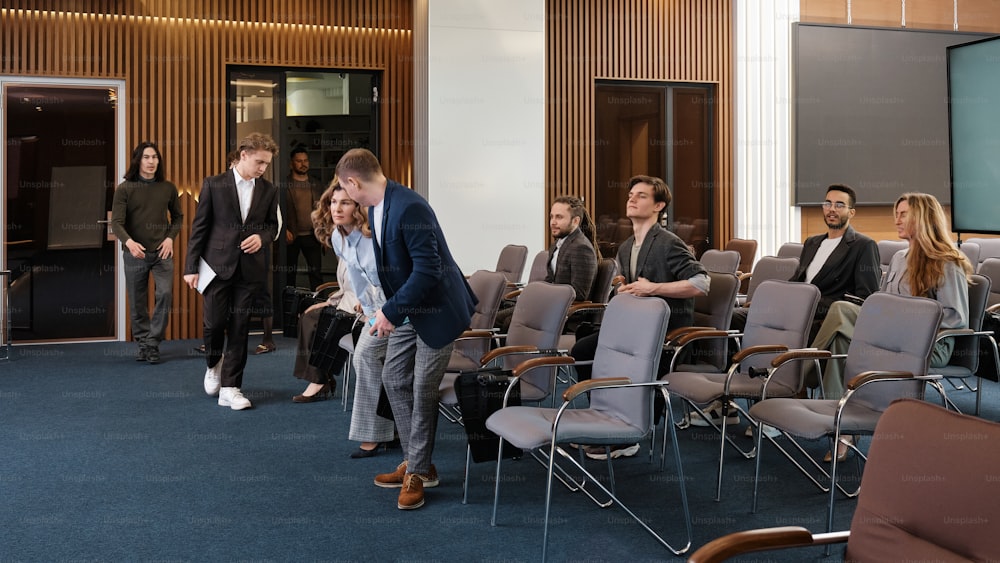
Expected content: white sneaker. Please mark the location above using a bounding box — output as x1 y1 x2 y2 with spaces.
584 443 640 460
745 423 781 438
203 356 223 396
685 400 740 427
218 387 252 410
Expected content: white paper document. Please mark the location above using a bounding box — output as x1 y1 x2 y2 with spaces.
196 258 216 294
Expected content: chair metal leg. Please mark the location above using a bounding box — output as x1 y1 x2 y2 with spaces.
462 444 472 504
341 351 353 411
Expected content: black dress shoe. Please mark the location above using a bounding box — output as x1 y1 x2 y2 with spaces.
350 446 380 459
135 348 148 362
292 384 331 403
146 348 161 364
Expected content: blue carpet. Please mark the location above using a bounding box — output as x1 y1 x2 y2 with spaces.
1 338 997 562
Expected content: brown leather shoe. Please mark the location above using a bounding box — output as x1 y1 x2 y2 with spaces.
374 461 439 488
397 473 425 510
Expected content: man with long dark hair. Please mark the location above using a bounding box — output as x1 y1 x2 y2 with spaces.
111 141 183 364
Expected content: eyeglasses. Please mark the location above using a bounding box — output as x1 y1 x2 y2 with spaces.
822 201 850 210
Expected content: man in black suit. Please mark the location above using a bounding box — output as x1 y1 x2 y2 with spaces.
731 184 881 342
183 133 279 410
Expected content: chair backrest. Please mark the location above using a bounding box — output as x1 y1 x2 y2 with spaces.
699 249 740 274
845 399 1000 562
688 272 740 369
978 258 1000 309
725 238 757 292
526 250 549 283
877 240 908 273
966 237 1000 269
495 244 529 284
958 241 981 269
776 242 803 260
944 274 990 373
740 280 821 387
590 294 671 432
845 293 942 412
456 270 510 364
505 282 576 393
745 256 800 302
587 258 619 304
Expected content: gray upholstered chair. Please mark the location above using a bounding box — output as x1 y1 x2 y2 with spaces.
931 273 997 415
699 249 741 274
966 237 1000 270
958 241 981 269
556 257 620 352
748 292 944 536
978 258 1000 309
526 249 549 283
666 271 741 374
876 239 908 275
485 294 691 561
736 256 799 306
688 399 1000 563
724 238 757 294
495 244 529 285
662 280 820 500
438 281 575 422
776 242 804 260
437 270 511 422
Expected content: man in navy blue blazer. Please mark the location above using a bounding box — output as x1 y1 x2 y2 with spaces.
337 148 476 510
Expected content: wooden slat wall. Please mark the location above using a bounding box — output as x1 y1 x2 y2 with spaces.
547 0 735 248
799 0 1000 243
0 0 413 340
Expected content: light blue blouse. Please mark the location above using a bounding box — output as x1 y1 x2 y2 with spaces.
331 228 385 318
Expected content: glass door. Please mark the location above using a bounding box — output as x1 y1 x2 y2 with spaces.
2 80 123 342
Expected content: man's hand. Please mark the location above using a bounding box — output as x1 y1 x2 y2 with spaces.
158 238 174 260
125 239 146 259
618 277 659 297
369 309 396 338
183 273 199 290
285 230 294 244
240 234 263 254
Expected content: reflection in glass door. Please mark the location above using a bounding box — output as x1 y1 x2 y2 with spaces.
3 81 122 341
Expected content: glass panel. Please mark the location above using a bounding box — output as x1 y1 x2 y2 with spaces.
594 82 714 258
4 85 118 341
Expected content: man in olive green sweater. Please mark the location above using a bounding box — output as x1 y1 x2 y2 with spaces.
111 142 183 364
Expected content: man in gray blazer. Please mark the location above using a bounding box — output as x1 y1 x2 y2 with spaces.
183 133 279 411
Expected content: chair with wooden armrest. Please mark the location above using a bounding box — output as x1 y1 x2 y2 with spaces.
688 399 1000 563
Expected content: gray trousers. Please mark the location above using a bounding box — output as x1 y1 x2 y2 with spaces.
349 327 394 443
123 250 174 349
381 324 453 476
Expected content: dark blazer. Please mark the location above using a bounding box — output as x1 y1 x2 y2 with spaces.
546 228 598 301
617 223 707 330
791 225 881 318
184 170 279 282
370 180 477 349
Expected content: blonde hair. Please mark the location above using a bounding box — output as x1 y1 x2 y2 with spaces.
895 192 972 297
311 176 370 248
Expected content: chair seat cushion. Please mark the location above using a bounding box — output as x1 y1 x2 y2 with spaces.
749 399 883 440
665 371 798 405
486 406 643 450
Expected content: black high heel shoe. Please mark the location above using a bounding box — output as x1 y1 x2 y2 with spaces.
292 383 331 403
350 443 384 459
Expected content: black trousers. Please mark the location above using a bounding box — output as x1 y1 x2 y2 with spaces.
202 265 262 388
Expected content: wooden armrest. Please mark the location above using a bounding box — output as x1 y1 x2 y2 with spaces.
479 345 538 365
503 288 523 301
987 303 1000 314
567 302 606 316
313 281 340 298
665 326 715 342
771 349 831 367
731 344 788 363
562 377 632 402
611 275 625 286
688 526 838 563
674 329 731 346
847 370 913 389
737 271 752 281
511 355 576 378
458 329 495 339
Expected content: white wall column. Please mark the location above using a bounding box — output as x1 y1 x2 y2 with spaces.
414 0 546 274
734 0 800 259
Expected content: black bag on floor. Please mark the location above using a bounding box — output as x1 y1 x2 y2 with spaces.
977 311 1000 382
282 286 320 337
308 307 359 374
454 368 522 463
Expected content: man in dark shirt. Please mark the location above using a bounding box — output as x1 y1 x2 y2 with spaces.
110 141 183 364
282 147 325 290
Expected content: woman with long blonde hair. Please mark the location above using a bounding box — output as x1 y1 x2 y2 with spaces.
812 192 971 461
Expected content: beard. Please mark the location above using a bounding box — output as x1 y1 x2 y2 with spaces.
825 215 847 230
